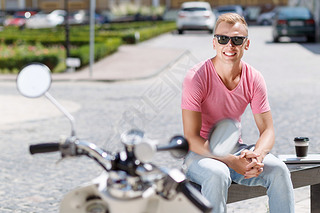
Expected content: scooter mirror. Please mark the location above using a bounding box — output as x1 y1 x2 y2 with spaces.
157 136 189 159
208 119 240 157
135 136 189 162
134 140 157 163
16 63 51 98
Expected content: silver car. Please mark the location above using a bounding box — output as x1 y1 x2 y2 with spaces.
176 2 216 34
257 10 276 25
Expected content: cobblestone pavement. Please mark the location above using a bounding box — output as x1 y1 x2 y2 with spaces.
1 26 320 212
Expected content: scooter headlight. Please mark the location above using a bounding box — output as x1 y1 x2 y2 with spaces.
86 200 109 213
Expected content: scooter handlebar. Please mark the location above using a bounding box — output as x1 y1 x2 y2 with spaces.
179 182 213 213
29 143 60 155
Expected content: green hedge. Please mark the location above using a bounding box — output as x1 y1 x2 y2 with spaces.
0 21 175 73
98 21 177 44
0 53 60 74
0 42 63 73
0 21 176 45
0 38 122 73
70 38 122 68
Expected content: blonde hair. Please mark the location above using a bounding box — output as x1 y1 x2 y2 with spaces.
214 13 248 35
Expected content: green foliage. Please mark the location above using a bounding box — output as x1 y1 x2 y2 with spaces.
70 38 122 68
98 21 176 44
0 21 176 45
137 21 177 42
0 42 63 73
0 21 175 73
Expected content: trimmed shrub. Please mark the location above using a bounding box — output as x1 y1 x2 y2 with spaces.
0 21 176 45
0 43 63 73
0 54 60 73
70 38 122 68
0 21 175 73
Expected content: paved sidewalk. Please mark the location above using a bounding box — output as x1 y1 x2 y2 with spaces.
0 44 187 82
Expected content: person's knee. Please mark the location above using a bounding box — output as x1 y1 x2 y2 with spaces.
202 166 231 187
263 155 291 181
188 158 232 191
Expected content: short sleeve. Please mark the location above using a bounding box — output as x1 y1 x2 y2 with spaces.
250 72 270 114
181 70 204 112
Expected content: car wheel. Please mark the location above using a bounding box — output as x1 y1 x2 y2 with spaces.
178 29 183 34
307 36 316 43
273 36 279 43
208 29 213 34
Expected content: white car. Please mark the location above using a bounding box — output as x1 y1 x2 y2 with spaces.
26 10 66 29
176 2 216 34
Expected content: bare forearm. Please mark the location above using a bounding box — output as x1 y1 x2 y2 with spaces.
253 111 275 162
254 128 275 162
185 135 211 156
185 135 239 170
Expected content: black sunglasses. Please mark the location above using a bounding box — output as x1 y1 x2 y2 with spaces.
214 35 248 46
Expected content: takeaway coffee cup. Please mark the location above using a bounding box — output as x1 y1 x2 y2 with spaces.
294 137 309 158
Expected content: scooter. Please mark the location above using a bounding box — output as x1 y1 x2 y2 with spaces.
16 63 240 213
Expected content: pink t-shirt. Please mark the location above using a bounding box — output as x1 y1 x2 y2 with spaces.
181 59 270 139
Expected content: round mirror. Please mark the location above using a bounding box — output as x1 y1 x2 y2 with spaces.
168 136 189 158
157 136 189 159
134 140 157 162
208 119 240 157
16 63 52 98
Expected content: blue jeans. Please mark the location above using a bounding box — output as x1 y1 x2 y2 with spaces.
184 151 295 213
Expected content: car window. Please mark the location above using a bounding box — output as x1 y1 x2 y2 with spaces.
182 7 208 12
218 9 236 13
279 8 311 19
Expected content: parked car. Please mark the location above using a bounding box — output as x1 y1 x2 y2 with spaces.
176 1 216 34
244 6 261 23
272 6 316 42
214 5 244 17
68 10 109 25
4 10 37 27
25 10 66 29
257 9 276 25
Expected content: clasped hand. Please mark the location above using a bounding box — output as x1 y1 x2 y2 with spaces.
232 150 264 179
